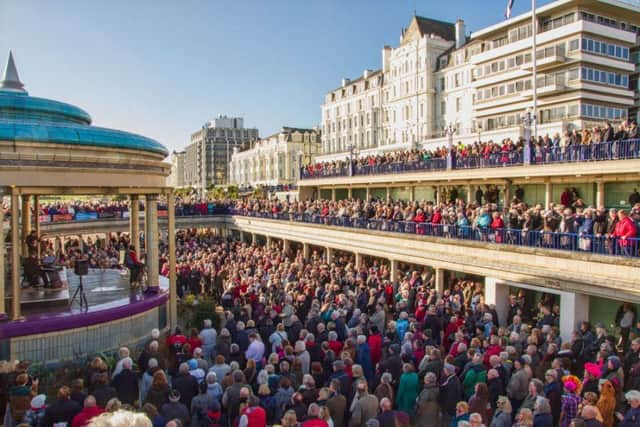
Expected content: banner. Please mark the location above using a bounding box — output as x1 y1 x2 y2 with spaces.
157 210 168 218
38 215 51 224
52 213 73 222
75 212 99 221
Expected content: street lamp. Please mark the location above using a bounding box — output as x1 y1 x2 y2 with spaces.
444 123 456 170
521 108 537 164
348 143 360 176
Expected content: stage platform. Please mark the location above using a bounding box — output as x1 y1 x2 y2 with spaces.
0 269 169 363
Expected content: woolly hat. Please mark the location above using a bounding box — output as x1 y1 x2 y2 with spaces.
563 380 577 392
584 362 601 379
608 355 621 370
188 359 198 371
444 363 457 373
31 394 46 410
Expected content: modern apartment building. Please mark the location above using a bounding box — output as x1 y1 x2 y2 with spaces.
317 0 640 162
229 127 320 188
183 115 259 191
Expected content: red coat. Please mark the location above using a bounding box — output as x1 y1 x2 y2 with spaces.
72 406 104 427
239 406 267 427
368 333 383 366
614 216 637 246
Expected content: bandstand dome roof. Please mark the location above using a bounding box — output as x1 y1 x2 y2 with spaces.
0 51 168 157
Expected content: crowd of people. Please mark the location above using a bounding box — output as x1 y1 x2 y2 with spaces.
302 120 639 178
3 232 640 427
231 190 640 256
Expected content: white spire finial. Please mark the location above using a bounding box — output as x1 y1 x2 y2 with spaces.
0 51 26 93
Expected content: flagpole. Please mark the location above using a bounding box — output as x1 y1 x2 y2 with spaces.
532 0 538 139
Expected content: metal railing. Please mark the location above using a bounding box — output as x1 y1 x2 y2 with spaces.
230 209 640 258
300 139 640 179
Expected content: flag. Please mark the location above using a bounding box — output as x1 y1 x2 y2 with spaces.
505 0 514 19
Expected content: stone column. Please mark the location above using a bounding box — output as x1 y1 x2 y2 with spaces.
434 268 445 295
0 194 5 320
167 192 177 329
355 253 363 269
347 188 353 199
325 247 333 264
544 181 552 209
78 235 84 253
21 194 31 256
145 194 159 291
596 181 605 208
365 187 371 201
386 187 391 201
466 184 473 205
283 239 291 254
435 186 441 205
33 195 40 259
331 188 336 202
251 233 257 245
409 186 415 202
389 259 398 284
239 231 245 242
130 195 140 258
266 236 272 248
559 291 589 343
11 193 21 320
503 182 511 211
484 277 510 327
303 243 310 260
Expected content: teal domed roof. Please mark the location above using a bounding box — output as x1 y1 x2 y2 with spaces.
0 51 168 157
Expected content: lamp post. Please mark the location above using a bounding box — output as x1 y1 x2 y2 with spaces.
522 108 536 164
348 143 359 176
444 123 456 170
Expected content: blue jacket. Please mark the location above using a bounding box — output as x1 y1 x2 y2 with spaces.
356 342 374 382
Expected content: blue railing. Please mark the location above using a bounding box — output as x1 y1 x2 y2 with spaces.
300 139 640 179
230 209 640 258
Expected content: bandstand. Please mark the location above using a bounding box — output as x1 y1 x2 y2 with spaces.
0 52 177 363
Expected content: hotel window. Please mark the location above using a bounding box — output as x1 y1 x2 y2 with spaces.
456 97 462 112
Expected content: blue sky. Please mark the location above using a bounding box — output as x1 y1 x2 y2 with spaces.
1 0 552 153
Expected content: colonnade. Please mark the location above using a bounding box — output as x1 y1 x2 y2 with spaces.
0 191 176 328
239 230 591 343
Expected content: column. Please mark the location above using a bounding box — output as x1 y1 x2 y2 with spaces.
434 268 445 295
325 247 333 264
355 253 363 269
266 236 272 248
145 194 159 291
466 184 473 205
167 192 177 329
331 188 336 201
239 231 245 242
484 277 510 327
11 192 21 320
596 181 605 208
33 195 40 259
21 195 30 256
544 181 552 209
365 187 371 201
77 235 84 252
251 233 257 245
0 193 5 320
389 259 398 284
409 186 415 202
559 291 589 343
283 239 291 254
385 187 390 201
435 186 441 205
303 242 310 260
347 188 353 199
503 182 511 211
130 195 140 258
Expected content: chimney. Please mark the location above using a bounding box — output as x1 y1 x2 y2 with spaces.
382 46 392 73
341 78 350 87
455 19 466 49
363 69 372 79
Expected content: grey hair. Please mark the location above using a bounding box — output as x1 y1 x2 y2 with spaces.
148 358 158 369
534 396 551 414
203 319 212 328
178 363 189 374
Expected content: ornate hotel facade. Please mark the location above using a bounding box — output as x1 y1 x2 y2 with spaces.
229 127 321 188
318 0 640 162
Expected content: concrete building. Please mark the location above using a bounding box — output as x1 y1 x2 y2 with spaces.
316 0 640 161
229 127 320 188
183 115 259 191
168 150 185 188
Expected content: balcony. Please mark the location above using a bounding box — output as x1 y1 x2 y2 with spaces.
521 46 567 71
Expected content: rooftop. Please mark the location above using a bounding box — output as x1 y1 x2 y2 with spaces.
0 51 168 157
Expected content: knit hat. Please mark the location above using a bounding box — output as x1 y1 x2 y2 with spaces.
608 355 621 370
444 363 456 373
563 381 577 392
584 363 601 379
188 359 197 370
31 394 46 410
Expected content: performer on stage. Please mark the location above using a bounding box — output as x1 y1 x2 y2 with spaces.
125 245 142 286
23 250 50 287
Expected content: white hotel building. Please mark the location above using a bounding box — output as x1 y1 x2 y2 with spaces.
317 0 640 162
229 127 320 188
